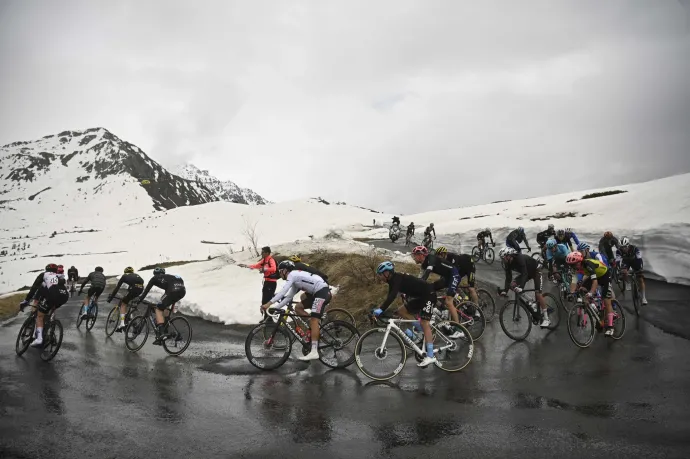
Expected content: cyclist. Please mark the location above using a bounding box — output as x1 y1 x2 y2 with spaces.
476 228 494 252
78 266 106 320
423 223 436 247
577 242 608 266
436 246 480 313
261 260 330 362
566 252 616 336
616 237 647 305
536 224 556 251
598 231 620 267
498 247 550 327
67 265 79 291
372 261 437 368
107 267 145 332
555 228 580 251
19 263 69 347
406 222 415 239
411 246 463 338
138 267 187 345
506 227 531 253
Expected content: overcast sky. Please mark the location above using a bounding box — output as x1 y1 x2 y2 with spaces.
1 1 689 213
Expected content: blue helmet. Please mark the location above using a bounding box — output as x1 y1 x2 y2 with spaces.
546 239 557 249
376 261 395 274
577 242 591 251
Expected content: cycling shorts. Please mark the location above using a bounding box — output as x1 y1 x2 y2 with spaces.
583 274 612 299
458 266 476 288
157 288 186 310
431 270 460 296
38 285 69 313
405 294 435 321
529 271 543 293
122 287 143 304
302 287 331 319
623 259 644 274
87 286 104 299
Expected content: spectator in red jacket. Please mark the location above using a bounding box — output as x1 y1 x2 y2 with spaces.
240 246 277 305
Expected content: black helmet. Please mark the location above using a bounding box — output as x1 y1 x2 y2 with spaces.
278 260 295 271
95 266 104 272
70 266 75 269
45 263 58 273
153 267 166 275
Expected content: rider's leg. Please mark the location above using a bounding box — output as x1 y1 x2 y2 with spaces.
300 288 329 360
399 299 435 360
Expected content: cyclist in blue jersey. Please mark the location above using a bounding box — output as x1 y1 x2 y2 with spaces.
555 228 580 251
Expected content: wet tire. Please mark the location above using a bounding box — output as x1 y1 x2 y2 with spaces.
85 304 98 331
246 323 292 370
457 301 486 341
125 316 149 352
632 282 640 317
323 308 356 326
432 320 474 372
15 315 35 356
40 320 64 362
542 293 561 330
499 300 532 341
567 304 595 348
611 300 626 340
355 327 407 381
318 320 360 369
105 307 119 337
476 288 496 322
162 316 193 356
471 246 481 262
484 247 495 265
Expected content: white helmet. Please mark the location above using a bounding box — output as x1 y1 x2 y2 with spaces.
499 247 517 259
620 236 630 247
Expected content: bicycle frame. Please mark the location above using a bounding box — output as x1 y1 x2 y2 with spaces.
374 314 458 359
264 307 312 348
510 289 543 323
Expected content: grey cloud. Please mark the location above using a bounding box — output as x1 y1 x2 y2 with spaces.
1 1 689 212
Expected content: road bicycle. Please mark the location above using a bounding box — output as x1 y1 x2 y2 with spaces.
566 290 626 348
459 284 496 322
76 293 99 331
498 288 561 341
15 301 64 361
104 294 140 337
433 294 486 341
422 235 434 251
471 243 495 265
124 299 193 355
405 232 415 247
68 280 77 297
354 311 473 381
620 267 643 316
263 301 356 346
245 305 360 370
609 260 626 296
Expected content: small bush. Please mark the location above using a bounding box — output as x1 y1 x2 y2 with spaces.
581 190 627 200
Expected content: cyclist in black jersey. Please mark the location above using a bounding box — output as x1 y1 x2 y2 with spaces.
476 228 494 252
407 222 415 237
598 231 620 267
423 223 436 244
107 267 145 332
536 224 556 249
499 247 550 327
411 245 463 338
78 267 106 319
438 246 480 308
373 261 437 367
138 268 186 345
506 227 531 254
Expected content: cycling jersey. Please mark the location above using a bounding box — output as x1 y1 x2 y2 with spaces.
293 262 329 282
79 271 106 292
406 224 415 235
24 271 60 302
424 226 436 238
536 229 555 246
598 236 620 260
67 268 79 281
587 250 608 266
503 254 539 291
420 254 457 281
141 274 185 300
446 252 475 276
616 245 643 272
506 228 528 244
476 230 493 240
271 270 329 309
555 231 580 250
581 259 609 280
378 272 434 312
546 243 571 264
111 273 145 298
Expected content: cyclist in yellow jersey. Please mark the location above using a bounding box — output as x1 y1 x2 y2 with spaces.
566 252 616 337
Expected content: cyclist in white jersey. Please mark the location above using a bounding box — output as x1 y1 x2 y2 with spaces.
261 260 330 362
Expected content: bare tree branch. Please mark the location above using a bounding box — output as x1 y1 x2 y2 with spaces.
242 216 261 257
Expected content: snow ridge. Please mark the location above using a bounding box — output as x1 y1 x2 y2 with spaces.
175 163 268 205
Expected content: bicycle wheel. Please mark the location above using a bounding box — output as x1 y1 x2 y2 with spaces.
611 300 626 339
542 293 561 330
354 328 407 381
432 320 474 372
471 246 480 262
125 316 149 352
245 323 292 370
632 281 640 316
324 308 356 326
499 300 532 341
105 306 119 337
40 320 64 361
484 247 495 265
85 303 98 331
76 304 84 329
457 301 485 341
476 288 496 322
567 304 595 348
15 316 35 356
162 316 193 356
318 320 359 369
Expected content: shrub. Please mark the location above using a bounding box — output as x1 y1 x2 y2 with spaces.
581 190 627 200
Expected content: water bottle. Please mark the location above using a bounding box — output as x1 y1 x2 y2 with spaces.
442 310 449 320
528 300 538 313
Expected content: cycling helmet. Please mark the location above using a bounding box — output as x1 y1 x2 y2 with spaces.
288 255 301 263
548 224 555 230
70 266 75 269
556 229 565 238
485 227 490 233
45 263 58 272
430 223 434 227
577 242 590 251
435 246 448 256
604 231 613 238
376 261 395 274
124 267 134 274
566 252 583 264
620 236 630 247
278 260 295 271
518 226 524 233
499 247 517 259
412 246 429 256
57 266 64 274
153 267 166 275
546 239 557 249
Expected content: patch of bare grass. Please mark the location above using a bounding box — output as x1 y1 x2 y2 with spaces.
0 293 24 320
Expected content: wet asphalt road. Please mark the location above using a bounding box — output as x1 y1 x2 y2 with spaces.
2 251 690 458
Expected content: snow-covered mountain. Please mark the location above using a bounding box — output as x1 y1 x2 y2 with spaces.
175 163 268 205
